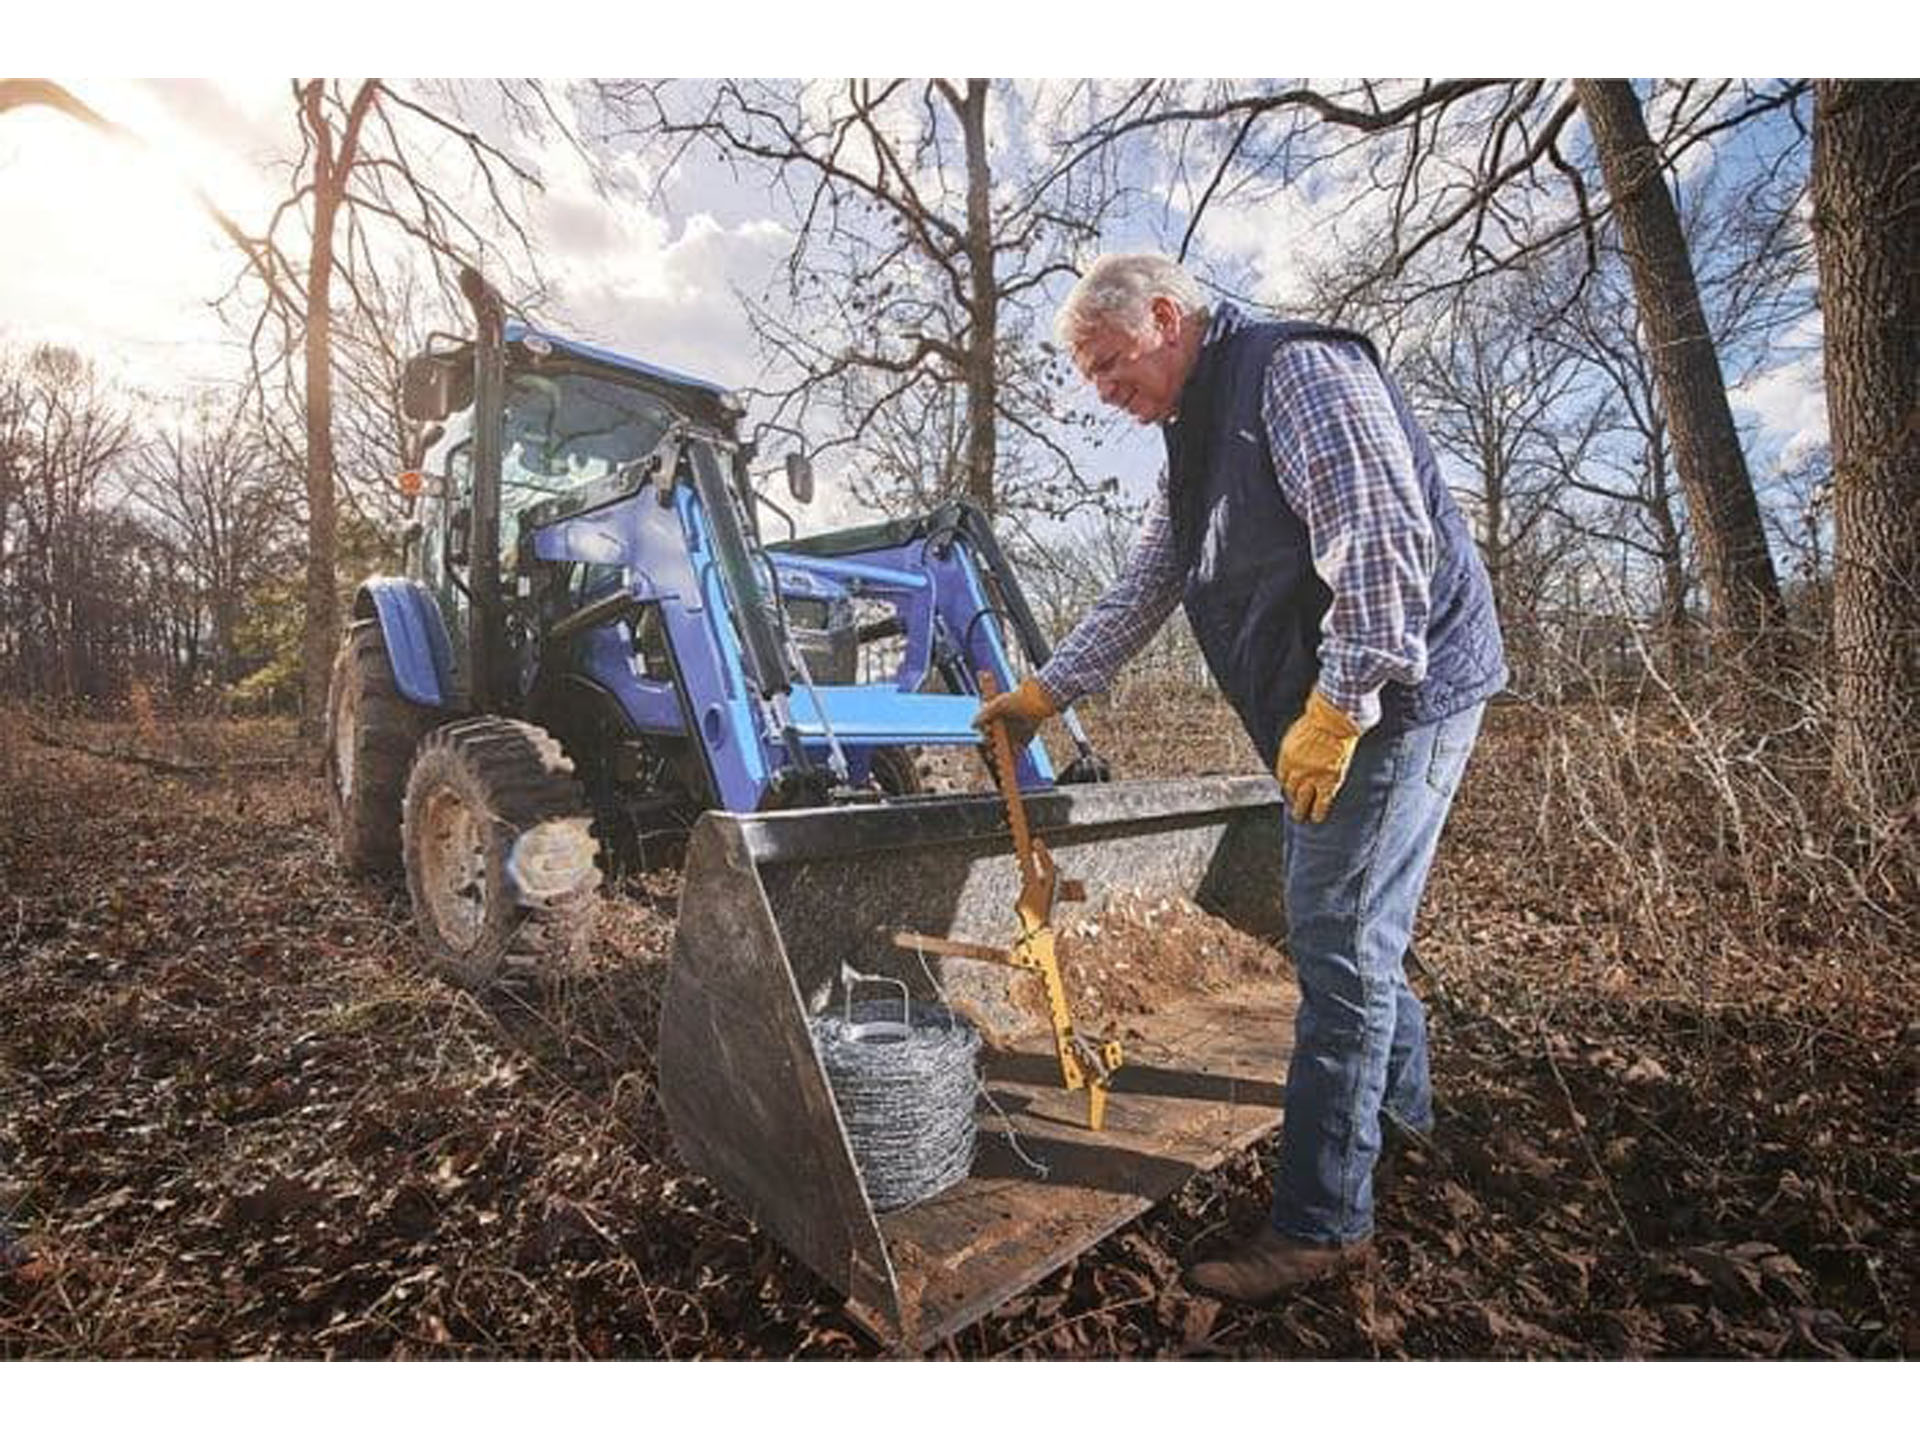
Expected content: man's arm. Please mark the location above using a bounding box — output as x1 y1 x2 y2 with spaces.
1263 340 1434 731
1033 487 1186 709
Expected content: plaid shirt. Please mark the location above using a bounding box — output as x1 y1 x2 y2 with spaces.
1038 314 1433 732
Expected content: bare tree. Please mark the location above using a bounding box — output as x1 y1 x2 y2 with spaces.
328 265 437 540
1072 78 1803 652
127 397 289 689
1531 154 1817 664
1809 80 1920 814
595 79 1121 521
0 355 26 659
234 79 546 735
1 79 547 724
1570 80 1788 648
1399 276 1592 625
1004 496 1208 693
1548 253 1693 639
0 345 137 699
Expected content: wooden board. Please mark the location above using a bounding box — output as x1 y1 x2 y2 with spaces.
860 977 1298 1350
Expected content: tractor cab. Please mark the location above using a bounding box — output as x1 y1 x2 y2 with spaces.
403 323 840 702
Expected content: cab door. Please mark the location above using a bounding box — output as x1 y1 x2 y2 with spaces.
414 415 475 683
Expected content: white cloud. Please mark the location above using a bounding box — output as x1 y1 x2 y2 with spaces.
1733 347 1829 471
1187 153 1388 311
541 207 794 391
0 80 797 403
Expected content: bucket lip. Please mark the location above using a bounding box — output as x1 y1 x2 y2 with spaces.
704 774 1282 866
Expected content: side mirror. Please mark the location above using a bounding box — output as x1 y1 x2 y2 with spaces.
402 356 469 423
784 451 814 505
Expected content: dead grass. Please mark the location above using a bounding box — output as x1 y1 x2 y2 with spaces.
1 686 1912 1358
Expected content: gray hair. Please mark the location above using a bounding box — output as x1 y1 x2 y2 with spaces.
1054 254 1211 349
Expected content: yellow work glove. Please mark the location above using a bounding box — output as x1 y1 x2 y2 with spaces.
971 676 1057 749
1277 690 1362 824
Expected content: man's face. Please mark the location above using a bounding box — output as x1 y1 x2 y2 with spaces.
1070 297 1191 425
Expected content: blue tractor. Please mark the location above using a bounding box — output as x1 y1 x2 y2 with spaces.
324 267 1294 1350
325 267 1106 984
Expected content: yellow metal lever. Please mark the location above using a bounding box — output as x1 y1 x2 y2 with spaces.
888 672 1123 1130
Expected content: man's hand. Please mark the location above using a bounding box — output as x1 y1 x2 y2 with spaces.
971 676 1058 749
1277 690 1362 824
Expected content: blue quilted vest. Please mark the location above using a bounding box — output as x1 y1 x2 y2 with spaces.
1165 306 1507 764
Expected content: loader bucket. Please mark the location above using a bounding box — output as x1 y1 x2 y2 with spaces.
657 775 1299 1351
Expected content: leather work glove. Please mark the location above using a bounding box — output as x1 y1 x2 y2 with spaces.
1277 689 1362 824
971 676 1057 749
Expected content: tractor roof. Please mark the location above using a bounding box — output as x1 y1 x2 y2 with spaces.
504 321 738 412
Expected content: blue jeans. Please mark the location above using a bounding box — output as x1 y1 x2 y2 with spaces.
1269 702 1485 1245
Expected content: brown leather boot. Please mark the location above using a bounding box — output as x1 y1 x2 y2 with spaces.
1184 1226 1372 1303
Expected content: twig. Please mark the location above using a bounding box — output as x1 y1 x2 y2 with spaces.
992 1293 1151 1358
560 1198 674 1356
1634 1112 1715 1174
24 727 300 775
1535 1019 1642 1256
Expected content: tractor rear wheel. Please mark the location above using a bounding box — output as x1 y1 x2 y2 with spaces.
325 619 436 875
401 716 602 989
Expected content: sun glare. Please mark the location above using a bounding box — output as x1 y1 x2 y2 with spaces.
0 85 279 380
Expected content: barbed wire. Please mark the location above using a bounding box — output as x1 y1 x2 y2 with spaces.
810 978 981 1213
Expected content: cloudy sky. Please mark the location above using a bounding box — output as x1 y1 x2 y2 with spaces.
0 80 792 397
3 30 1856 536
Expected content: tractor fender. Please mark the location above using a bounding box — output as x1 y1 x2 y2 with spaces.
354 578 458 709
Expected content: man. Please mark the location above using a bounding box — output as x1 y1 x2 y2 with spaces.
973 254 1506 1303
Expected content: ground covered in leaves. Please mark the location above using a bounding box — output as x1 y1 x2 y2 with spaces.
0 694 1912 1358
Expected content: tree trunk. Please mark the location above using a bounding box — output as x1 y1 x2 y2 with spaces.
1477 436 1508 619
1574 80 1788 653
297 81 377 738
298 83 339 737
958 79 999 515
1811 80 1920 814
1643 438 1693 676
302 177 338 738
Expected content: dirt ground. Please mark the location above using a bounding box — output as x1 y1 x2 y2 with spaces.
0 694 1912 1358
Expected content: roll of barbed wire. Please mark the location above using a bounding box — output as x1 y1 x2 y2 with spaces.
810 972 981 1212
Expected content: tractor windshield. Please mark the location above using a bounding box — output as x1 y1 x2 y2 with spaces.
501 368 682 512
